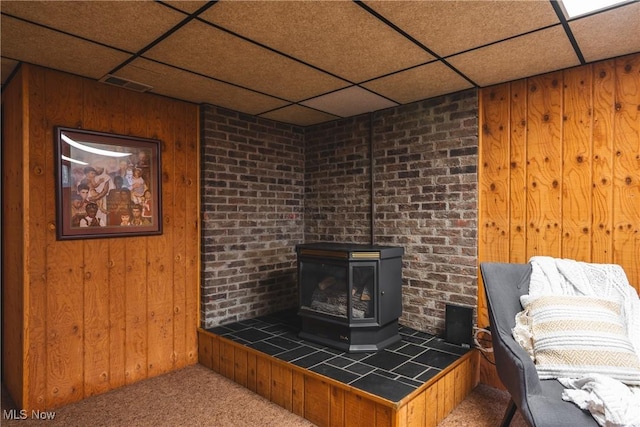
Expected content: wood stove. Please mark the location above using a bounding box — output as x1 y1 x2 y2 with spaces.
296 243 404 353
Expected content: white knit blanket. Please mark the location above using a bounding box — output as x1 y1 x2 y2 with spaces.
524 256 640 426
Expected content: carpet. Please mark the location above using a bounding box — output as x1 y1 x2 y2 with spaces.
2 364 528 426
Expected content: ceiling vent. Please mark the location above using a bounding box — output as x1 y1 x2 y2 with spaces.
98 74 153 93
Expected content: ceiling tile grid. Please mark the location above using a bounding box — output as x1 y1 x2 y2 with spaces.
2 0 639 126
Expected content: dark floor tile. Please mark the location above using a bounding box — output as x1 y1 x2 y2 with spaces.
361 349 410 371
220 322 249 332
402 335 430 345
393 361 431 379
264 336 300 350
351 373 416 402
340 351 371 361
310 364 359 384
276 345 318 362
427 338 470 355
396 376 423 388
396 343 428 357
248 341 285 356
413 331 436 340
291 350 335 369
262 324 297 335
232 328 273 343
373 369 397 379
345 362 376 376
416 368 439 382
326 356 353 368
413 349 459 369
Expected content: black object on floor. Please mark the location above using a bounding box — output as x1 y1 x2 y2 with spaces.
207 310 470 402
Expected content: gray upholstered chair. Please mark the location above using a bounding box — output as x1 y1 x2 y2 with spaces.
479 262 598 427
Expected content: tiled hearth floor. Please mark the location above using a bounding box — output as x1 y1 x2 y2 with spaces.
206 310 470 403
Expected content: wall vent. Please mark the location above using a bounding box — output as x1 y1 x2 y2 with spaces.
98 74 153 93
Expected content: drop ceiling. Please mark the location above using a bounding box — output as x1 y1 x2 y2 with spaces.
2 0 639 127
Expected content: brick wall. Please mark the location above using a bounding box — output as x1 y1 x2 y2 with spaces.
305 90 479 333
201 89 478 335
200 105 305 328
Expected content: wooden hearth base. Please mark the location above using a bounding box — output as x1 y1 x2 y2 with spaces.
198 329 479 427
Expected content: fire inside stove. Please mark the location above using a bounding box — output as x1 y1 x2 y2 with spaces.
296 243 404 353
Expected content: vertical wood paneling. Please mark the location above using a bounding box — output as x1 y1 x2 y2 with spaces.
562 65 593 261
479 85 511 262
479 53 640 388
184 103 199 365
2 66 27 409
526 72 563 258
82 81 122 397
613 55 640 287
234 346 248 388
172 103 188 370
26 65 48 410
2 64 199 411
592 60 616 263
329 386 345 427
123 92 149 386
271 363 293 411
292 370 305 417
44 70 85 408
344 393 376 427
509 80 528 264
304 376 329 426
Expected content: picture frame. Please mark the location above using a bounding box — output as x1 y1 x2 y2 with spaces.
55 126 162 240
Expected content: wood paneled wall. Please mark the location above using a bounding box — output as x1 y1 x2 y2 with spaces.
1 64 200 411
478 53 640 385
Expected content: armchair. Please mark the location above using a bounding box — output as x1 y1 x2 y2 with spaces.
479 262 598 427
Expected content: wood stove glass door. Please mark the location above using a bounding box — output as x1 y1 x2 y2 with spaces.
351 263 375 321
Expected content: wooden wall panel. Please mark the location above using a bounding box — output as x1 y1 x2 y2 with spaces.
2 66 26 409
478 53 640 387
26 66 48 410
1 64 200 411
613 55 640 287
592 60 616 263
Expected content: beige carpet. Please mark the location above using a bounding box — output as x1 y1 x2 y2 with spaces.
2 364 527 426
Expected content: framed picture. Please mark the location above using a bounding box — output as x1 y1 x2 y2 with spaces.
55 126 162 240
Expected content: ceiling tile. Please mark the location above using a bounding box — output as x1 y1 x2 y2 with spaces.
301 86 398 118
162 1 210 15
259 105 340 127
199 1 435 83
116 59 290 115
447 26 580 87
0 0 187 53
143 20 349 102
365 0 560 57
570 2 640 63
362 61 473 104
0 15 131 79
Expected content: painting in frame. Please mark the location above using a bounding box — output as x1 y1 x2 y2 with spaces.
55 126 162 240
